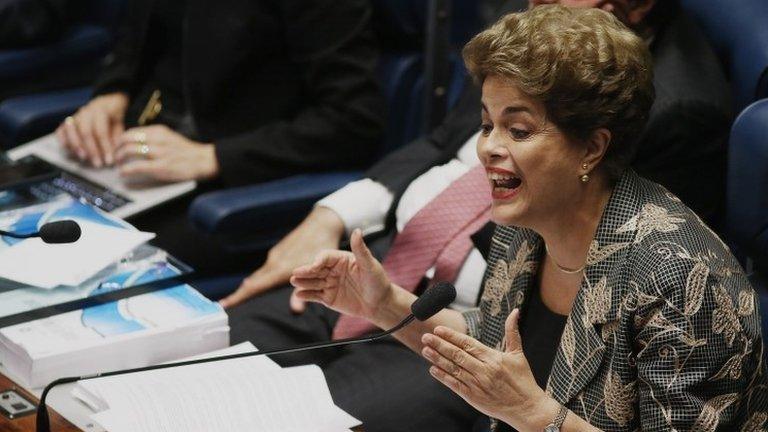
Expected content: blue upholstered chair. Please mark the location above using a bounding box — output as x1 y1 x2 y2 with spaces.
727 99 768 273
725 99 768 344
680 0 768 110
187 0 480 257
0 0 124 148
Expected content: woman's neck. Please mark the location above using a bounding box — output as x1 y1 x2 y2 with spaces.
535 177 613 271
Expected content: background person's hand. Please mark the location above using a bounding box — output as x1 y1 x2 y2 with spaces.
115 124 218 182
290 229 392 320
219 206 346 310
55 92 129 167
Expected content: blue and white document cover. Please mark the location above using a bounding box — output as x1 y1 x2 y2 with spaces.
0 196 154 288
0 284 228 388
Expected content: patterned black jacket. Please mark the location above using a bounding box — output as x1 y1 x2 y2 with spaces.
464 171 767 431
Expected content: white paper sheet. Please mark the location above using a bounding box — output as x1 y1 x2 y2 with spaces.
0 221 154 288
73 343 360 432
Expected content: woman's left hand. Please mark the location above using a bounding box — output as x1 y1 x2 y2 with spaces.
115 125 219 182
421 308 559 430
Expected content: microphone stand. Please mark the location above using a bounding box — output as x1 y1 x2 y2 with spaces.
36 314 416 432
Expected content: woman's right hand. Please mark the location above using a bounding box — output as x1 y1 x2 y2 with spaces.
290 229 392 321
56 92 129 168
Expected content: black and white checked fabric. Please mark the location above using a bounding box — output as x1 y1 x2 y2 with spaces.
462 170 768 431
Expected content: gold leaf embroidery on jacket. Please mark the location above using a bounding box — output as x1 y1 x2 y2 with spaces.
617 203 686 244
482 260 511 317
691 393 739 432
586 240 630 265
741 412 768 432
712 285 743 347
583 276 611 327
684 260 709 316
601 320 619 343
738 290 756 317
561 317 576 368
604 370 637 427
481 241 536 316
710 336 752 381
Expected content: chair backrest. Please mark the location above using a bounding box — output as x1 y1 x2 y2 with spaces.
680 0 768 110
371 0 480 157
726 99 768 273
78 0 126 29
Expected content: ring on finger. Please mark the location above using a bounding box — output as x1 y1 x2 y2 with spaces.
137 143 150 157
65 116 76 126
133 131 147 145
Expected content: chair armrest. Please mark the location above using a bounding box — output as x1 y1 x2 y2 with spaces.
189 171 363 235
0 87 92 148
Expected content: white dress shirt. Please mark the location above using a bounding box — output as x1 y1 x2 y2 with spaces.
318 132 484 310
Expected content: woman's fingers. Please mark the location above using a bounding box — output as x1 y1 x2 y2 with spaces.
293 289 326 304
76 113 105 167
62 117 86 161
291 250 349 278
91 110 114 165
422 332 486 373
432 326 494 363
349 228 376 271
289 276 331 291
429 365 470 396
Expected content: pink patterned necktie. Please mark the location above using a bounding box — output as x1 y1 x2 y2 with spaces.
332 164 491 339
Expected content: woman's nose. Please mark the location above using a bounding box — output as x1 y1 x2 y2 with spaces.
476 131 507 165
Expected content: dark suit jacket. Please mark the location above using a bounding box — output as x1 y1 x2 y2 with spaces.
466 171 767 431
93 0 385 186
364 6 732 259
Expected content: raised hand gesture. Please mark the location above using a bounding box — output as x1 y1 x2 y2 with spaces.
290 229 392 320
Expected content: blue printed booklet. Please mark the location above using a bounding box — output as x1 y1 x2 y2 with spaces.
0 284 228 388
0 196 187 321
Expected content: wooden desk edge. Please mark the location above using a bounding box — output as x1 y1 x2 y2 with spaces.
0 373 78 432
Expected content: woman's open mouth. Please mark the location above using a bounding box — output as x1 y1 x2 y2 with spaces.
487 169 522 200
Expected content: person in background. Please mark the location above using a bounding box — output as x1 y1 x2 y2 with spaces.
54 0 384 272
292 5 766 431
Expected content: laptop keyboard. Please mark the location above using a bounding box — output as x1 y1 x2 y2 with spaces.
30 174 131 212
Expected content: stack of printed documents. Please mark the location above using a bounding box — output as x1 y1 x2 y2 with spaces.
71 343 362 432
0 285 229 388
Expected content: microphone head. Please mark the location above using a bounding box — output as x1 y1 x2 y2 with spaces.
411 282 456 321
39 220 82 244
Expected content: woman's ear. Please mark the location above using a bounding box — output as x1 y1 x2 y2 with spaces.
582 128 611 170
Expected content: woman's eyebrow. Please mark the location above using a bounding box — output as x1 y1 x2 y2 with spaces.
481 103 533 116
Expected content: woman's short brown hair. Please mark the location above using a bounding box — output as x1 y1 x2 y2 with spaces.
463 5 655 181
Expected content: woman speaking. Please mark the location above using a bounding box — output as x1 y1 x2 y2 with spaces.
290 5 766 431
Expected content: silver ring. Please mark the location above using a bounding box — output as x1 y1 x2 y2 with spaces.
138 143 150 156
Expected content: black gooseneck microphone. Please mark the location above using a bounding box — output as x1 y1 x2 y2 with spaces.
0 220 81 244
35 282 457 432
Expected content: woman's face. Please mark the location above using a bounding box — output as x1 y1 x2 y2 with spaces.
477 75 586 228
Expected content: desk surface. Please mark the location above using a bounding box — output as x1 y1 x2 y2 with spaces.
0 372 364 432
0 373 78 432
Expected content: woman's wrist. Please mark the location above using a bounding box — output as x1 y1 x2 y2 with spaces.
504 390 560 432
195 144 219 180
370 283 415 328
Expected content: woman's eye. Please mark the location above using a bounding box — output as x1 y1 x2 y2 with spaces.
510 128 530 140
480 124 493 136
